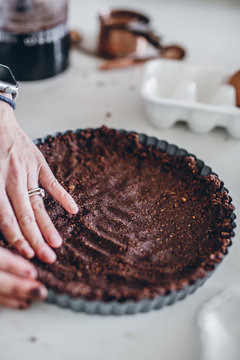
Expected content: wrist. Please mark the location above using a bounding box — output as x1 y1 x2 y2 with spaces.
0 98 17 127
0 92 16 111
0 66 18 110
0 91 13 100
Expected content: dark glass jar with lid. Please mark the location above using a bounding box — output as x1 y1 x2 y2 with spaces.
0 0 70 81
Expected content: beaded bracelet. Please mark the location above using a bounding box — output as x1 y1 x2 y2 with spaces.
0 94 16 110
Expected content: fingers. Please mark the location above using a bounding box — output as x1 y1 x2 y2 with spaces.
7 183 57 264
1 146 75 264
0 294 30 310
0 249 47 310
0 247 37 279
0 270 47 302
39 161 78 214
29 190 62 248
0 190 35 259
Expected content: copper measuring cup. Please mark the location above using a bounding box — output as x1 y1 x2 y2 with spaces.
71 8 185 70
98 9 163 58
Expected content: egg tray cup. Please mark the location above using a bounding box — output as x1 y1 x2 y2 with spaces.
141 59 240 138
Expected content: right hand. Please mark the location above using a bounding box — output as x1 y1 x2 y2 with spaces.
0 247 47 309
0 99 78 264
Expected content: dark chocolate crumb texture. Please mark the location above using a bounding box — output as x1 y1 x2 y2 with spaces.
0 127 235 302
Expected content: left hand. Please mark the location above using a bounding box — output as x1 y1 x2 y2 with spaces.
0 247 47 309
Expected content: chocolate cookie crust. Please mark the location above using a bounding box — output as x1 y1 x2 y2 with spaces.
0 126 235 302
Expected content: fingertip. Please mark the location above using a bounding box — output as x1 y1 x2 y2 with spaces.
68 202 79 214
40 286 48 299
48 234 62 248
25 251 35 259
18 303 31 310
29 286 48 300
37 244 57 264
47 254 57 264
19 244 35 259
9 300 30 310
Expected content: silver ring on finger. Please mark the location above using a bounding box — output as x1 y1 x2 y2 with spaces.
28 188 45 198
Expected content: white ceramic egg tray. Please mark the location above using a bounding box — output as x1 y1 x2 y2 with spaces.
141 59 240 138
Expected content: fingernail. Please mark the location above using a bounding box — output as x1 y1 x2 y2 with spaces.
10 298 30 310
16 301 30 310
39 245 56 263
69 201 79 214
30 287 48 299
50 234 62 248
39 287 48 298
18 304 29 310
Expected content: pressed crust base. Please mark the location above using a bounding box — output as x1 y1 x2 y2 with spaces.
0 126 235 303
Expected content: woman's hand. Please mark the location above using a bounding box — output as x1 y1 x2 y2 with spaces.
0 247 47 309
0 101 78 263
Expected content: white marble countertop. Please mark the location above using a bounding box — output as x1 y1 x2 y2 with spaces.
0 1 240 360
